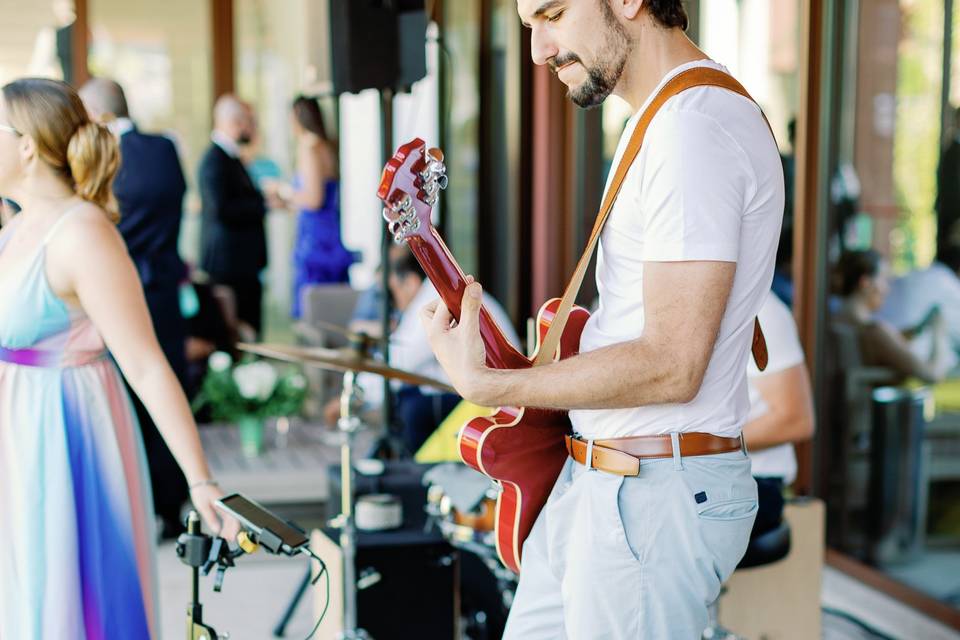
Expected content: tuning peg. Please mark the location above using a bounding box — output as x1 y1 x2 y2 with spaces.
387 219 402 239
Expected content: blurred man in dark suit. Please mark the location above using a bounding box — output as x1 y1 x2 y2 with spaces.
937 107 960 260
80 78 190 537
197 95 267 337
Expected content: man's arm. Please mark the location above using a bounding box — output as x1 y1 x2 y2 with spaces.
421 260 735 410
742 363 815 451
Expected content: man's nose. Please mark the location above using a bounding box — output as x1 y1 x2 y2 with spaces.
529 24 559 67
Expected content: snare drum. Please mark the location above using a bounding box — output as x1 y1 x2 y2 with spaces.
426 483 499 555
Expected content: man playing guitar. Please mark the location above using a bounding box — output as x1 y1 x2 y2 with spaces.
420 0 784 637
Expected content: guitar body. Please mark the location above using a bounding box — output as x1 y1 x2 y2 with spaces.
379 139 589 574
458 298 590 573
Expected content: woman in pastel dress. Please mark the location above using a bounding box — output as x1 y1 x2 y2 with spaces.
0 78 238 639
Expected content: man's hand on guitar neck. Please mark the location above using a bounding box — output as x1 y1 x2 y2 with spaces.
420 278 491 403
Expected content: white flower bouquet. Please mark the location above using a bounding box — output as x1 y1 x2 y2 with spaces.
193 351 308 422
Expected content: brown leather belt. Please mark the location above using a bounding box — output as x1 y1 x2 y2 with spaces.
564 432 744 477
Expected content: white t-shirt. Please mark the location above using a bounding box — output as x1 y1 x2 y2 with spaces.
747 292 806 483
876 262 960 353
569 60 784 439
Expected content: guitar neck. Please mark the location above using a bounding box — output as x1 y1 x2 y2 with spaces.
406 229 530 371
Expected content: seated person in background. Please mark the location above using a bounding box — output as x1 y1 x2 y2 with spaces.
876 247 960 363
327 244 520 453
834 249 951 384
745 291 815 535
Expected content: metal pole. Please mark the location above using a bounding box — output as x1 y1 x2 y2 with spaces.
379 87 395 435
336 371 368 639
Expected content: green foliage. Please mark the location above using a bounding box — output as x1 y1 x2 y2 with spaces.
892 0 944 271
192 354 307 423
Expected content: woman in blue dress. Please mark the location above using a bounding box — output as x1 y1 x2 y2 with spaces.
270 96 356 318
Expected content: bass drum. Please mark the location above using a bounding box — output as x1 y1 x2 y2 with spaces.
424 466 517 639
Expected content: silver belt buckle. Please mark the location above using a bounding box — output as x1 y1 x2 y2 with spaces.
584 437 596 471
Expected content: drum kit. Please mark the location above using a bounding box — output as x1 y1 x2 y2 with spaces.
423 464 519 611
240 323 516 639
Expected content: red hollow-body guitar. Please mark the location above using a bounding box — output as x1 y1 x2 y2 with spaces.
378 139 588 573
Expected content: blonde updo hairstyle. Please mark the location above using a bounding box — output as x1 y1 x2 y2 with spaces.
2 78 120 223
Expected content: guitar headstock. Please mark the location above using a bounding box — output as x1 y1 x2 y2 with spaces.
377 138 448 243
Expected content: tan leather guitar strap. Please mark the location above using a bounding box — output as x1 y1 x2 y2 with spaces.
532 65 770 371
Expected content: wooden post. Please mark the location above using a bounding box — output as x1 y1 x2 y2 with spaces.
71 0 90 86
529 63 572 313
211 0 235 100
792 0 826 496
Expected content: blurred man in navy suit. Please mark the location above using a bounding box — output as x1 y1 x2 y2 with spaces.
80 78 189 537
197 95 267 336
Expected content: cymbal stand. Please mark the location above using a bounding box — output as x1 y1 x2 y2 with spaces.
272 365 374 639
331 369 371 639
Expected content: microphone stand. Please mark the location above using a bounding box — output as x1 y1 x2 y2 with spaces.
178 512 221 639
177 511 247 640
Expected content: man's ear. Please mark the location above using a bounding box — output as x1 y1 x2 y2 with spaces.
618 0 646 21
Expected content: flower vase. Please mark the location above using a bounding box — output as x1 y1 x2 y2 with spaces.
237 415 265 458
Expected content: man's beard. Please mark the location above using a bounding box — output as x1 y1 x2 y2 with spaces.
568 60 625 108
558 7 631 109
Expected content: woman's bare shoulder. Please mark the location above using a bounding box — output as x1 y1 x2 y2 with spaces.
48 203 124 256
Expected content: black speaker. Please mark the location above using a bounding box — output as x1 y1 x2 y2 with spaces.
320 527 458 638
329 0 427 95
357 531 456 638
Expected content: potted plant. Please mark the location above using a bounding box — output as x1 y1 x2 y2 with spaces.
193 351 308 457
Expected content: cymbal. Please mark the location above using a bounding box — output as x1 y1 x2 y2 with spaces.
238 342 456 393
296 319 386 345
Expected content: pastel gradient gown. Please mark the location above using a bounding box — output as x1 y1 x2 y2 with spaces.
0 211 157 639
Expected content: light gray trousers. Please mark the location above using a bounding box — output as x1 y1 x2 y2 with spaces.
503 443 758 640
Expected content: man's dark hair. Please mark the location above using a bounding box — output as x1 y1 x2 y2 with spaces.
647 0 689 30
390 245 426 282
834 249 881 297
292 95 332 143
